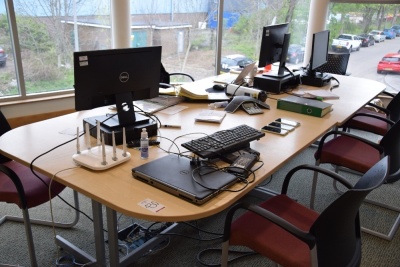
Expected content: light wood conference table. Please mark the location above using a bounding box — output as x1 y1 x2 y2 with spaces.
0 74 385 266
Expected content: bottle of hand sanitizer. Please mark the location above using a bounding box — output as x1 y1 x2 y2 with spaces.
140 128 149 159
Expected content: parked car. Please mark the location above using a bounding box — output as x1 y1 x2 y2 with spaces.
392 25 400 37
358 34 375 47
369 30 386 43
0 47 7 67
377 53 400 74
383 28 396 39
331 34 362 52
286 44 305 64
220 54 254 73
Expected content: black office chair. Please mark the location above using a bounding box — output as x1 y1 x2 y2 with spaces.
0 110 80 267
318 52 351 75
221 157 389 267
311 119 400 240
343 91 400 136
160 63 195 89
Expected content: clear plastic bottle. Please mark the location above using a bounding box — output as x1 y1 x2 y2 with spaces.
140 128 149 159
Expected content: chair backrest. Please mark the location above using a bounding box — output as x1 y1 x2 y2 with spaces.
311 156 389 266
160 63 170 85
380 120 400 183
0 110 12 163
318 52 350 75
386 92 400 123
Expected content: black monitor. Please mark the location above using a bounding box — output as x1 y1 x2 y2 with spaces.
74 46 161 144
258 23 291 78
306 30 330 77
74 46 161 127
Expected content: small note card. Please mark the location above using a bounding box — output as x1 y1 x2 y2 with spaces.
195 109 227 123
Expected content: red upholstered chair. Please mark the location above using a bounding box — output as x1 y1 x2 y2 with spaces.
312 119 400 240
0 111 80 267
221 157 388 267
343 91 400 136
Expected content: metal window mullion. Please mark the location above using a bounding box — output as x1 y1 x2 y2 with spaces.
215 0 224 75
6 0 27 98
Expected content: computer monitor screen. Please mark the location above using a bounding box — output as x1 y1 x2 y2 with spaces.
258 23 291 78
74 46 161 127
308 30 330 77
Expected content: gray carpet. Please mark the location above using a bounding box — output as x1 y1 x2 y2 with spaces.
1 133 400 266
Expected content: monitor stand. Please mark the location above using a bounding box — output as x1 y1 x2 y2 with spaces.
83 92 158 146
262 70 291 78
300 70 332 87
83 113 157 146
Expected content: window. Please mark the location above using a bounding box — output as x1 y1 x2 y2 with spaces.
0 0 399 103
0 0 111 101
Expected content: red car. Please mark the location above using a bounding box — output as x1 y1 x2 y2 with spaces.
377 53 400 74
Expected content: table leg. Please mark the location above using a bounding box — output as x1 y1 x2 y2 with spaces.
55 199 106 267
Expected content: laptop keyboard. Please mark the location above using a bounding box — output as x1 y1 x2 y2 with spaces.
181 124 265 159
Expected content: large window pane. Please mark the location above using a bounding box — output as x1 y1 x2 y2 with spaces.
129 0 216 81
0 2 18 97
12 0 111 96
220 0 310 74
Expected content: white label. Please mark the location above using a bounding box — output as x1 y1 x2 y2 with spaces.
138 198 165 213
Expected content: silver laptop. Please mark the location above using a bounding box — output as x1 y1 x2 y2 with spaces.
214 62 256 85
132 155 238 205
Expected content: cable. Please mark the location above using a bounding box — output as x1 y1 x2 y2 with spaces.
197 248 257 267
29 111 126 226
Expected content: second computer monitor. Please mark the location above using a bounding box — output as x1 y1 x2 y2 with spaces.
258 23 291 78
308 30 330 77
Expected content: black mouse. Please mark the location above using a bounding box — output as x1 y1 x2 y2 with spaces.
212 84 226 91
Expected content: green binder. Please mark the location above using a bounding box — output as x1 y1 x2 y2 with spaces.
277 95 333 117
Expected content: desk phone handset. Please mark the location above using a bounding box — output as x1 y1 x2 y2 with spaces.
224 95 270 114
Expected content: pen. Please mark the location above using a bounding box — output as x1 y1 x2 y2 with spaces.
162 124 181 129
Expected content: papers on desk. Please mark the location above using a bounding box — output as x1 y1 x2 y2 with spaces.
195 109 226 123
109 95 184 114
179 81 230 101
293 89 339 100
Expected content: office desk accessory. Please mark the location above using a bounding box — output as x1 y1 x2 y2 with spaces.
224 96 270 114
194 109 226 123
181 124 265 159
277 95 333 117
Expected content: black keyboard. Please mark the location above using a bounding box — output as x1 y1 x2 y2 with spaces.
181 124 265 159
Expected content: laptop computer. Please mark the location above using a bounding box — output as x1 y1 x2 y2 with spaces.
214 62 256 85
132 154 238 205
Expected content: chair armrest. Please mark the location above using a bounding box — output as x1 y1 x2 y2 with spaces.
0 164 27 208
343 112 395 128
364 103 390 115
160 82 173 89
315 130 384 160
169 72 195 82
281 164 353 195
381 91 395 98
223 201 316 249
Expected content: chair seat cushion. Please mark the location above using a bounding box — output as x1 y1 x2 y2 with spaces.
346 108 388 136
316 135 381 173
0 161 65 209
230 195 319 267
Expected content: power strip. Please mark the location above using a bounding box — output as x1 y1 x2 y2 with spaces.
72 145 131 171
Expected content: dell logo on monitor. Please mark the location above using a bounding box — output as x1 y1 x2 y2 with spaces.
119 72 129 82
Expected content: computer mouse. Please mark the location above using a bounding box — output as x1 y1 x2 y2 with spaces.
212 84 226 91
